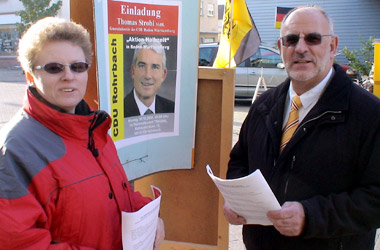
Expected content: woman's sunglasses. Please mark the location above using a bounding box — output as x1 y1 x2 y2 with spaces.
280 33 333 47
34 62 89 74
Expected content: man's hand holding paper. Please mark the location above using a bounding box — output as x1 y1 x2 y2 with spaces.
223 202 247 225
267 201 306 236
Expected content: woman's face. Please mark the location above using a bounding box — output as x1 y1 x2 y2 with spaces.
30 40 88 114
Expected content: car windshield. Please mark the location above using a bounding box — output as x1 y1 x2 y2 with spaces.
238 48 282 68
199 46 216 66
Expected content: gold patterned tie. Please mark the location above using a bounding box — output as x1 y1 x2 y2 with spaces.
280 96 302 152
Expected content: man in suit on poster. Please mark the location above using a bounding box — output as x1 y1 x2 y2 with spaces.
124 41 174 118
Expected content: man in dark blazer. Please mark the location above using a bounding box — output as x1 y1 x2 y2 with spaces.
223 5 380 250
124 41 174 118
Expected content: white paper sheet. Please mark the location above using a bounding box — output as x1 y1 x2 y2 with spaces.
206 165 281 225
122 186 162 250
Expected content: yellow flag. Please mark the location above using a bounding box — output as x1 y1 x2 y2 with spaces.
213 0 260 68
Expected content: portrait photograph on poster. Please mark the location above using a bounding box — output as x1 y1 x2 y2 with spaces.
94 0 198 180
107 0 180 144
122 35 177 139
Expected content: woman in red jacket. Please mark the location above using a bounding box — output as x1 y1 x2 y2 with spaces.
0 17 164 249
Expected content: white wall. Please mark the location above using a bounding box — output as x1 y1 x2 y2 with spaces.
0 0 24 14
0 0 70 24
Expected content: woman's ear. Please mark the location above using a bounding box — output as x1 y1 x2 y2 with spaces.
25 72 35 86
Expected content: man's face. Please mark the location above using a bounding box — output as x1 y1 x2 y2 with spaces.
131 49 167 106
277 8 338 93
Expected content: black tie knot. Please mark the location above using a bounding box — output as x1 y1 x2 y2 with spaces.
144 109 153 115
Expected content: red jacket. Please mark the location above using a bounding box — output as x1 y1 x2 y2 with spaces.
0 88 150 249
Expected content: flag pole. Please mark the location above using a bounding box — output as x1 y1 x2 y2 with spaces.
228 0 234 68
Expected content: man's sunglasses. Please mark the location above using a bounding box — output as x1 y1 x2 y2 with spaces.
34 62 89 74
280 33 333 47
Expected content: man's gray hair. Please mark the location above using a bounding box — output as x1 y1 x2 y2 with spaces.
281 5 335 35
132 41 167 69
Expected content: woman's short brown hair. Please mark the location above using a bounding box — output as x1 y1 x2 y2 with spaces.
18 17 93 73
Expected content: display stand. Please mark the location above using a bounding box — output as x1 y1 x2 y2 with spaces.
70 0 98 110
134 67 235 249
70 1 235 249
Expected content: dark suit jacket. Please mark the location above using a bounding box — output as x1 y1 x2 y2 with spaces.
228 64 380 249
124 89 175 117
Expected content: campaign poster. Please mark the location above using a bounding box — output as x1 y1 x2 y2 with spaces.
94 0 198 180
107 0 180 146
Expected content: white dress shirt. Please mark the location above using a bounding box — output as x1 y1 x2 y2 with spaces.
134 89 156 115
282 67 333 128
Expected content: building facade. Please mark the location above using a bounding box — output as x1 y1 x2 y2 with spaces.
0 0 69 66
199 0 219 43
0 0 23 57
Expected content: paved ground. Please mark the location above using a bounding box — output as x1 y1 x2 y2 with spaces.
0 67 27 129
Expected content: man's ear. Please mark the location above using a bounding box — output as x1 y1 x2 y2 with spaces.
330 35 339 57
130 65 135 78
25 72 35 86
162 68 167 79
277 39 282 54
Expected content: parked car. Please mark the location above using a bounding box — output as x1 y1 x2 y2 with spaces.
337 62 361 83
199 43 288 101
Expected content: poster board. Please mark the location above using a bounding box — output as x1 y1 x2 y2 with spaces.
135 67 235 249
70 1 234 249
93 0 198 180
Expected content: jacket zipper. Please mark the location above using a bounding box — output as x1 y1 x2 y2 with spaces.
296 110 342 134
284 155 296 196
88 113 99 157
339 241 344 250
283 110 342 197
